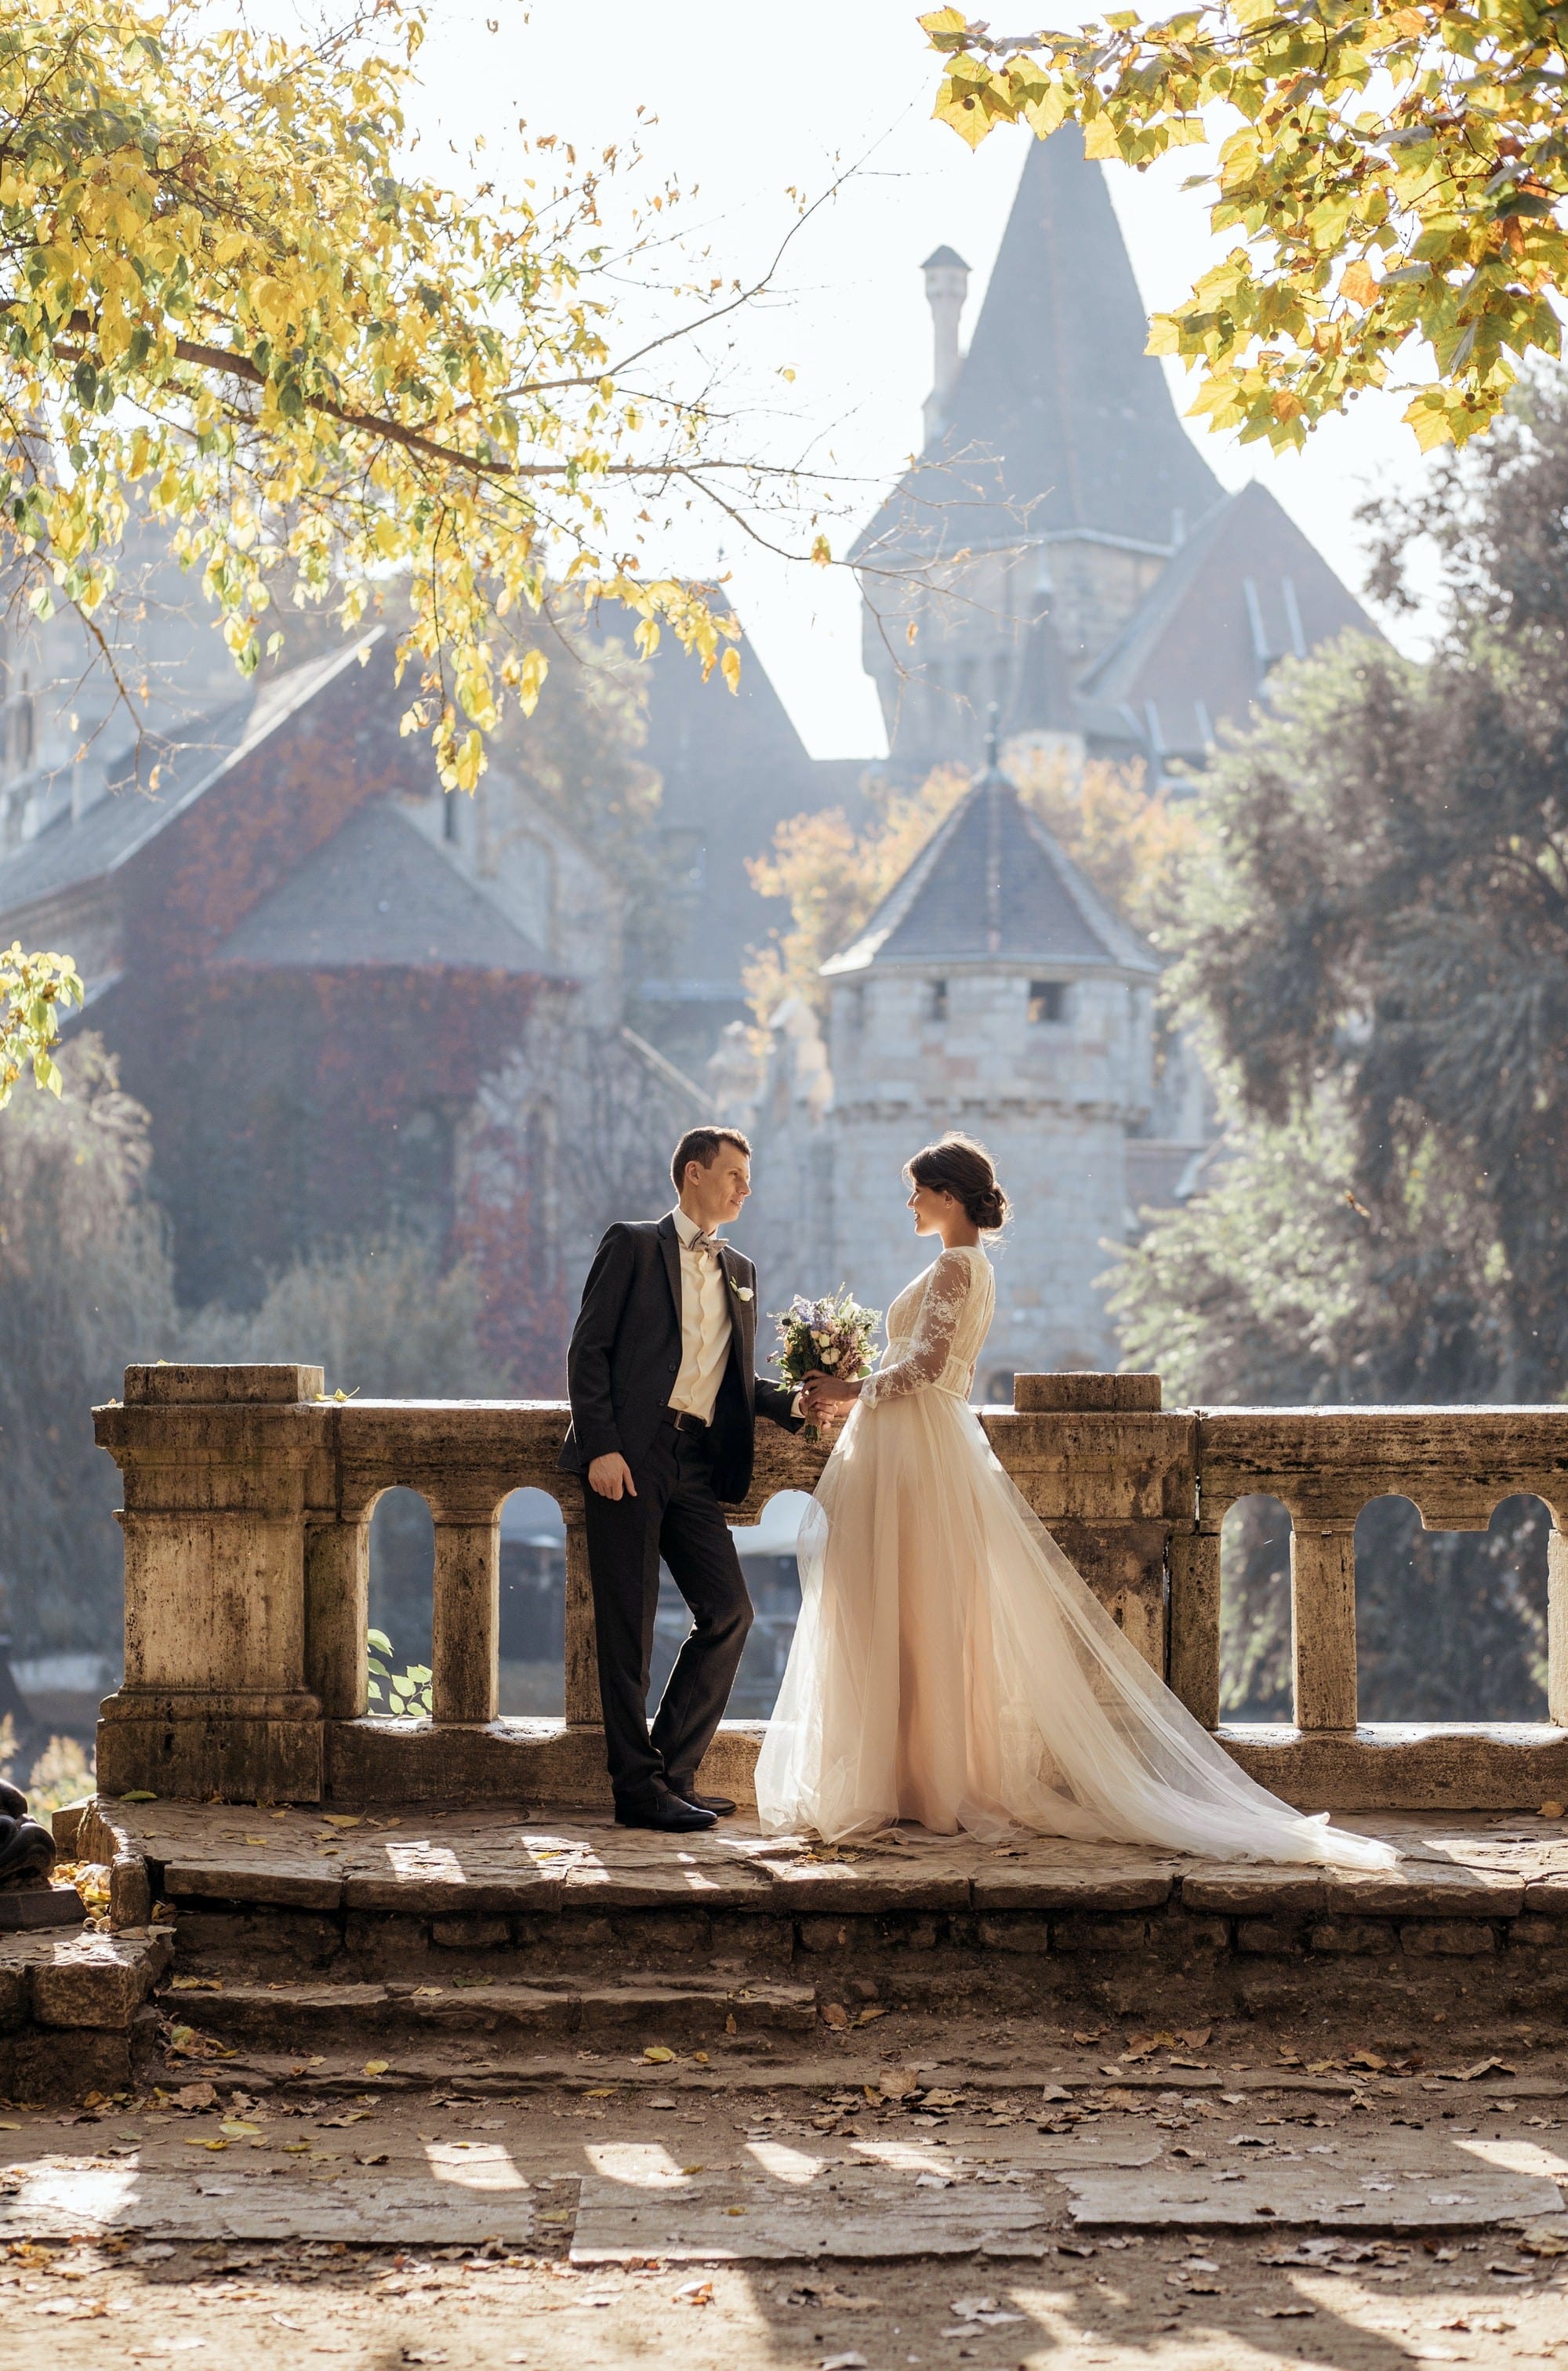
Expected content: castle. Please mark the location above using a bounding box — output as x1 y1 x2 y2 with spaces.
0 125 1375 1387
735 124 1377 1376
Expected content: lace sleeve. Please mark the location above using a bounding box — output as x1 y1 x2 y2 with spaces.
860 1251 975 1407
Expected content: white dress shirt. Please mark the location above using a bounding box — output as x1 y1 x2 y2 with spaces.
668 1204 733 1424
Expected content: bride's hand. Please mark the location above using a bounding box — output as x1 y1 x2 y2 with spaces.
803 1370 862 1418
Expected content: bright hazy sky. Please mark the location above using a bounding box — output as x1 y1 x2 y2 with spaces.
407 0 1441 759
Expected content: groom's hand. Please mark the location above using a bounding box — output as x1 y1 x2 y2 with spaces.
587 1452 637 1501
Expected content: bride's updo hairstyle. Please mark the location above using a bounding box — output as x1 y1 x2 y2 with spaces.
906 1133 1010 1233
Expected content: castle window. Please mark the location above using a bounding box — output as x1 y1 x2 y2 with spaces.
926 978 949 1024
1029 979 1069 1024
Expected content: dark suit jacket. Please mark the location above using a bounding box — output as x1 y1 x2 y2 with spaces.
558 1213 800 1505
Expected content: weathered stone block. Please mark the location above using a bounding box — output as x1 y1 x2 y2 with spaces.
1308 1919 1396 1956
31 1936 154 2029
1171 1917 1230 1955
1510 1916 1568 1949
109 1854 152 1930
343 1912 428 1960
797 1915 876 1955
1050 1915 1151 1953
1326 1869 1523 1919
976 1915 1052 1954
1181 1868 1326 1916
164 1859 344 1912
1399 1920 1496 1956
971 1865 1173 1914
1236 1918 1308 1955
430 1915 511 1949
0 1960 30 2030
1523 1875 1568 1915
767 1866 970 1915
0 2027 136 2103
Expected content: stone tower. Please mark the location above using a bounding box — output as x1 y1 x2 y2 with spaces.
853 125 1377 779
746 743 1160 1393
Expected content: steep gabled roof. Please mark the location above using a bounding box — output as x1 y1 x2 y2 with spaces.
0 634 380 924
823 760 1157 979
1079 481 1380 756
210 797 562 975
852 125 1223 569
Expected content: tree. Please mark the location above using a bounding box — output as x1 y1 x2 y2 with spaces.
921 2 1568 452
1154 363 1568 1397
1 0 811 793
0 944 82 1106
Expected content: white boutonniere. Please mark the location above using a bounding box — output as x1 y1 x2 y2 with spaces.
730 1278 753 1302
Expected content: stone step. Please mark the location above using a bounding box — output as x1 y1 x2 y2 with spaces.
71 1801 1568 2037
156 1973 819 2044
1 1927 171 2101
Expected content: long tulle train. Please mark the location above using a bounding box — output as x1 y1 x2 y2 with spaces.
754 1386 1395 1871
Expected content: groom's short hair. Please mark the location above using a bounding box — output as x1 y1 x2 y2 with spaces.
671 1125 752 1193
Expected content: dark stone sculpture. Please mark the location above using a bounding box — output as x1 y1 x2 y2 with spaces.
0 1777 57 1885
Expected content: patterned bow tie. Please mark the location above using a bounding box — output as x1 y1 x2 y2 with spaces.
688 1228 722 1259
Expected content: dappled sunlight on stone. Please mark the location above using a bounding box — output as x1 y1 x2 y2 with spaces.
383 1841 464 1882
583 2141 689 2188
745 2142 823 2185
422 2140 528 2191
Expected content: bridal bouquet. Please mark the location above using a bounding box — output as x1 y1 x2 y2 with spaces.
772 1287 882 1442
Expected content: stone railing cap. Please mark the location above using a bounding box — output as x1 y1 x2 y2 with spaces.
1014 1372 1162 1413
123 1363 326 1406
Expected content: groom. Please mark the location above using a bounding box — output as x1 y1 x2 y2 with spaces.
558 1126 803 1832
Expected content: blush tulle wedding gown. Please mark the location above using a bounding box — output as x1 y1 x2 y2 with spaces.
754 1244 1395 1869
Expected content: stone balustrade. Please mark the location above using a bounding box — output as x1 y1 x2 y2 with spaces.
93 1366 1568 1811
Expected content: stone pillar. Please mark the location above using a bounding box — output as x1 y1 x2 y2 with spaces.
430 1520 500 1725
304 1513 369 1720
563 1511 602 1727
1290 1523 1359 1732
1548 1527 1568 1728
94 1364 326 1802
1000 1374 1189 1683
1168 1530 1221 1729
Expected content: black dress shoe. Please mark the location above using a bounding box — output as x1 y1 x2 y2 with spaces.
668 1785 738 1817
614 1788 718 1832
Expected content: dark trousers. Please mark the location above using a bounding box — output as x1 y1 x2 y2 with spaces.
581 1422 753 1801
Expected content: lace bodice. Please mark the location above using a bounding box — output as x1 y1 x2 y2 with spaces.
860 1246 996 1407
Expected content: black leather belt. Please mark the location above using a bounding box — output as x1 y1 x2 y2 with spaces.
662 1407 710 1435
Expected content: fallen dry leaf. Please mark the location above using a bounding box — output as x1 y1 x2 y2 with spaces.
1539 1800 1565 1819
644 2045 677 2064
821 2003 850 2030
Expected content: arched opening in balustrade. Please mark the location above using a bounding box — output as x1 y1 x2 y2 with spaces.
498 1487 568 1717
1218 1494 1294 1723
1354 1493 1550 1722
647 1490 816 1723
367 1488 435 1696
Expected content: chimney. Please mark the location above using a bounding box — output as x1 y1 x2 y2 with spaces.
921 245 970 445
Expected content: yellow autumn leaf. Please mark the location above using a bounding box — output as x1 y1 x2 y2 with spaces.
720 645 742 694
643 2045 676 2063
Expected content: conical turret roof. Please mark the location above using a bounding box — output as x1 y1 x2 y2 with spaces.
853 125 1223 568
822 747 1156 980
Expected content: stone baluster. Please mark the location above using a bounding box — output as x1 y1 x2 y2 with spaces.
562 1506 602 1727
1167 1530 1221 1730
1549 1525 1568 1728
1289 1522 1359 1732
94 1363 327 1802
429 1493 502 1726
303 1508 371 1720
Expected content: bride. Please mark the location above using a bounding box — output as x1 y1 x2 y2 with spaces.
754 1132 1395 1870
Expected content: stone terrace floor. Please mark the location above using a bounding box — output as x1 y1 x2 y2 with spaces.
82 1802 1568 1916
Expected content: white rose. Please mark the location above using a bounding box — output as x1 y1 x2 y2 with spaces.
820 1347 840 1366
733 1284 753 1302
